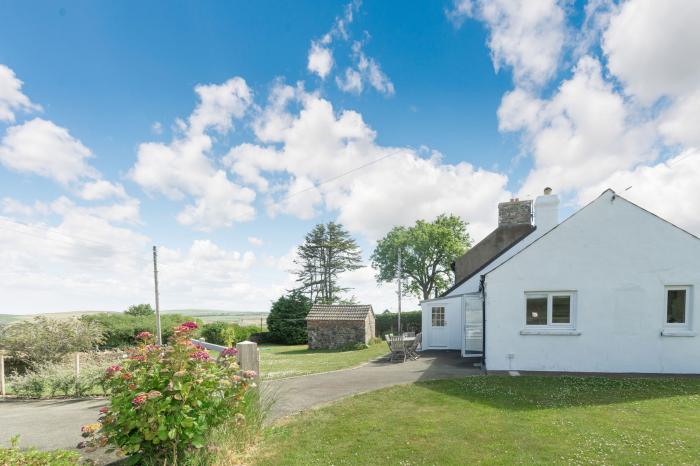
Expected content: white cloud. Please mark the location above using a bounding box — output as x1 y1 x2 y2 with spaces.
336 68 363 94
247 236 264 246
130 78 256 230
499 56 656 198
79 180 128 201
0 118 97 185
337 40 394 96
225 83 510 241
307 42 334 79
447 0 567 87
0 64 41 122
151 121 163 135
603 0 700 104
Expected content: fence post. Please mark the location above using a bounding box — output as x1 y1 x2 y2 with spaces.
1 353 5 398
235 341 259 380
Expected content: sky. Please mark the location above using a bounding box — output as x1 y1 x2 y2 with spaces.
1 0 700 314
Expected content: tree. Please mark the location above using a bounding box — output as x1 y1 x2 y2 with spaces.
0 316 104 368
124 304 155 317
371 214 471 300
293 221 363 304
267 292 311 344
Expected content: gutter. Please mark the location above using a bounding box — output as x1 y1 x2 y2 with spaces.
479 274 486 373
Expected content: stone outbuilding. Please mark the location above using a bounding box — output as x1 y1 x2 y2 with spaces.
306 304 375 350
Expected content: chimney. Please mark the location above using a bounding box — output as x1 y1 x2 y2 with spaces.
498 198 533 226
534 187 559 232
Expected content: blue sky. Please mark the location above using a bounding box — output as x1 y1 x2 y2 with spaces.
1 0 699 314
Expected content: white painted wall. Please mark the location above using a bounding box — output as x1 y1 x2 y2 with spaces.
420 296 462 350
485 190 700 374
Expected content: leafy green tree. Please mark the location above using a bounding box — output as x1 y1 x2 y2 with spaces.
0 316 104 368
267 292 311 344
371 214 471 299
124 304 155 317
294 221 363 304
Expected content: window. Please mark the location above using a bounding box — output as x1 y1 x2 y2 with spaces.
431 307 445 327
665 286 691 328
525 292 575 327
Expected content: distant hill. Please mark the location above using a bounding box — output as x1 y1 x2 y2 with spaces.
0 309 269 326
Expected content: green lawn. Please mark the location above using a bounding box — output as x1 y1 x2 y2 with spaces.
254 376 700 465
258 342 388 380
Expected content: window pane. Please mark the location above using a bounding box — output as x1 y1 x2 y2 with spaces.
526 297 547 325
432 307 445 327
667 290 686 324
552 296 571 323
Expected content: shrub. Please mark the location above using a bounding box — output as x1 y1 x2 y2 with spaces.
81 323 256 464
0 436 81 466
201 322 261 346
375 310 422 337
124 304 155 317
9 351 124 398
267 292 311 344
0 316 104 369
80 313 197 349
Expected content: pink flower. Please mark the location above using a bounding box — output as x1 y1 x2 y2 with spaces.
106 365 122 375
190 350 210 361
242 370 257 379
121 372 132 380
99 407 108 414
194 343 206 350
131 393 148 407
136 331 153 340
129 355 145 361
144 344 159 352
221 347 238 358
181 321 198 330
147 390 162 399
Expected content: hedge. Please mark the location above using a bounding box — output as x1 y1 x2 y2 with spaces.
375 310 421 337
79 313 197 349
199 322 261 346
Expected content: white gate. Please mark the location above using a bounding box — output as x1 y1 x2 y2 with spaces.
462 294 483 357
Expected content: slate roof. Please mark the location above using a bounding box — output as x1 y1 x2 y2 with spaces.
442 223 536 297
306 304 374 321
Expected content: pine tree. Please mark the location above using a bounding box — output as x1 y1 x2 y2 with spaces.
294 222 363 303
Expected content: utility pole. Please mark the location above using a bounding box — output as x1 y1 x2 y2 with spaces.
153 245 162 346
397 249 402 334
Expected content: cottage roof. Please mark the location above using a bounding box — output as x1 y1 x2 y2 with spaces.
306 304 374 321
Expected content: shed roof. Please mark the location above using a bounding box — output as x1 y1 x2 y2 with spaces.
306 304 374 321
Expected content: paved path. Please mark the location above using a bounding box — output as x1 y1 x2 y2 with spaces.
0 351 480 460
264 351 481 422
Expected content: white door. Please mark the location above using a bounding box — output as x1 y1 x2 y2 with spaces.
463 295 483 356
429 305 448 347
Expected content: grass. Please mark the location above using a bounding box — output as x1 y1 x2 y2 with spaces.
254 375 700 465
258 342 388 380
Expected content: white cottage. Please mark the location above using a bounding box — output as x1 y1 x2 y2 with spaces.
421 188 700 374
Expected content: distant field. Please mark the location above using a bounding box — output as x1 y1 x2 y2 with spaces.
0 309 269 326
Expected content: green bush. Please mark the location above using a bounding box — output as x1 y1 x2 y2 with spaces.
0 316 104 369
80 313 197 348
81 324 256 465
267 292 311 344
201 322 262 346
0 436 81 466
124 303 155 316
375 310 421 337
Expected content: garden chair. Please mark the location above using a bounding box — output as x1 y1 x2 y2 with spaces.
407 332 422 359
388 335 407 363
403 331 416 338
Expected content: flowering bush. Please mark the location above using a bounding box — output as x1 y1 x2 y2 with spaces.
80 321 255 464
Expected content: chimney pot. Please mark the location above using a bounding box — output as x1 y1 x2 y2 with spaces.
544 187 552 195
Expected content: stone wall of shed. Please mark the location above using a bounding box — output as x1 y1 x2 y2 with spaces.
307 320 367 349
365 314 375 341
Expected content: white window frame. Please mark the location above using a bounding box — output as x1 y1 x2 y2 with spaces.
524 291 576 329
664 285 692 330
431 306 446 327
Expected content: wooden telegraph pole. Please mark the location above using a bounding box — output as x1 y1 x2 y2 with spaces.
397 249 402 334
153 245 162 345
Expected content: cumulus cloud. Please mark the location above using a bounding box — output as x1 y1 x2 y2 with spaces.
78 180 128 201
0 64 41 122
226 82 510 241
0 118 97 185
447 0 567 87
130 78 256 230
308 42 334 79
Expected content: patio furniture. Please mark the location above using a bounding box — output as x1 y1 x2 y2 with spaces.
403 331 416 338
407 332 422 359
387 335 408 363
